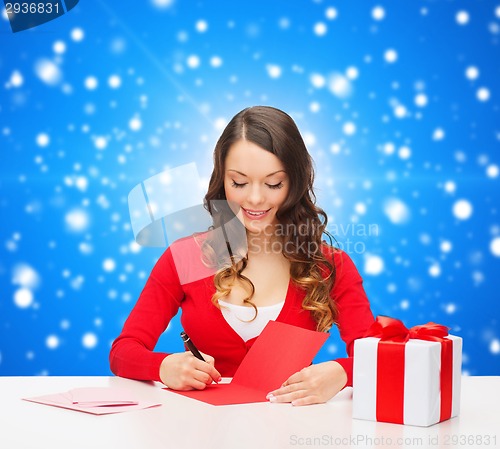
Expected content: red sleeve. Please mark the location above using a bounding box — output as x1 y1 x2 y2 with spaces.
109 247 184 382
328 249 375 387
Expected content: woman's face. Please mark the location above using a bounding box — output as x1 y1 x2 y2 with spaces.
224 139 289 236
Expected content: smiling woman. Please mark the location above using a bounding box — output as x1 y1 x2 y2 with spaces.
110 106 375 405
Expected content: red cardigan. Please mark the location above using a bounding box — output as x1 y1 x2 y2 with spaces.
109 241 375 387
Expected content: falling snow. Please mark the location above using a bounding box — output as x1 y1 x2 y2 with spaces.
384 198 411 224
453 199 473 220
70 27 84 42
364 254 385 276
34 59 61 85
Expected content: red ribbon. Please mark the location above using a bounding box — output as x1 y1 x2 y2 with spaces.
364 316 453 424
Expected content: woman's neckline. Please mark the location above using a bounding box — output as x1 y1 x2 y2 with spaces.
218 298 285 309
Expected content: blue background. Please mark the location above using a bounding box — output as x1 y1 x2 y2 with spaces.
1 0 499 377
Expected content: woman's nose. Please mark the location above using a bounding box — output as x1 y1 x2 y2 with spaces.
247 184 265 206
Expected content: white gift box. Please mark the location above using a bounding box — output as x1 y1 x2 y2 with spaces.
353 334 462 427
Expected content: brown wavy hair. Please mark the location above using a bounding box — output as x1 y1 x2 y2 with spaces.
202 106 339 332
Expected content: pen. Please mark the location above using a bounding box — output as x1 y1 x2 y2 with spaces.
180 331 206 362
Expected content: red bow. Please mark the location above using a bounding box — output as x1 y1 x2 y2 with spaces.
364 315 450 343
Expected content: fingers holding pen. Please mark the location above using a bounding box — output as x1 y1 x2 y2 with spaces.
197 351 222 385
179 332 221 387
159 352 221 390
186 354 221 388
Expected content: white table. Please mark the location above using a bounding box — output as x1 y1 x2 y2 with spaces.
1 376 499 449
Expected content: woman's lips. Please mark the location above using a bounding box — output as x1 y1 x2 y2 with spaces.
242 207 271 220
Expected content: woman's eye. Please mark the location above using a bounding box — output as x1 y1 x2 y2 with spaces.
266 182 284 190
231 180 247 188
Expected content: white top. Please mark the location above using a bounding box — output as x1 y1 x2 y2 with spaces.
218 299 285 341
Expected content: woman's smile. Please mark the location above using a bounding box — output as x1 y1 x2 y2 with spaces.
241 207 272 220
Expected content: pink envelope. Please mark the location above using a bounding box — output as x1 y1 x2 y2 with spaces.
68 387 139 407
171 320 329 405
23 387 161 415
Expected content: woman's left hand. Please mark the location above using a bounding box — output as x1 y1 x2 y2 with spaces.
266 361 348 406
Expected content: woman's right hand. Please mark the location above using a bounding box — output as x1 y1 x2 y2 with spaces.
159 352 222 390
